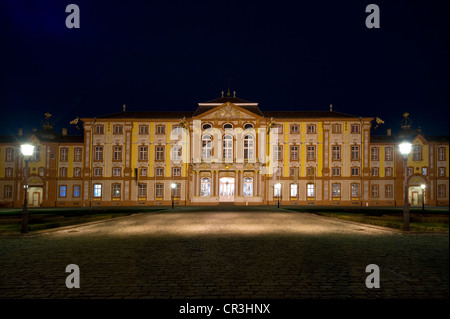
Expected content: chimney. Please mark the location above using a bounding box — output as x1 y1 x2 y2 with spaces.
233 91 236 98
18 128 23 136
62 128 67 136
387 128 391 136
330 104 333 112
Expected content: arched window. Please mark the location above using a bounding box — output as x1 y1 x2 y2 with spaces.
244 135 254 160
223 134 233 160
244 123 254 130
223 123 233 130
243 177 253 196
201 177 211 196
202 123 212 130
202 135 212 159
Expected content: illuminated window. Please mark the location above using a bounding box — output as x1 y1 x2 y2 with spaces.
59 185 67 197
73 185 80 198
290 184 298 197
274 183 281 198
243 177 253 196
93 184 102 198
112 184 121 198
201 177 211 196
307 184 315 197
332 183 340 197
202 135 212 159
244 135 254 160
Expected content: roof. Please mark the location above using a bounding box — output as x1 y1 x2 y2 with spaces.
95 111 194 120
0 130 83 144
193 104 264 117
205 96 254 104
262 110 361 119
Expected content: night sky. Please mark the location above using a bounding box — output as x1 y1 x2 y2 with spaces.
1 0 448 137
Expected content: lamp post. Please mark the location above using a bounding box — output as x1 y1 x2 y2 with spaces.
20 144 35 234
275 183 281 208
171 183 176 209
399 142 412 231
420 184 426 211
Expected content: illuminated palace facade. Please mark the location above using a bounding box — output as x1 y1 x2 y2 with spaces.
0 94 449 208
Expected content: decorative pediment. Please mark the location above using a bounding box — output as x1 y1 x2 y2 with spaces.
195 102 261 120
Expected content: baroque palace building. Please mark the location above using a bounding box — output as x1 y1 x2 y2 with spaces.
0 93 449 208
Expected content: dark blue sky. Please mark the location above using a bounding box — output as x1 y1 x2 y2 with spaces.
1 0 448 137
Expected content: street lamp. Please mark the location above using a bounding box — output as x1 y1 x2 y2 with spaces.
420 184 426 211
275 183 281 208
399 141 412 231
171 183 176 209
20 144 35 234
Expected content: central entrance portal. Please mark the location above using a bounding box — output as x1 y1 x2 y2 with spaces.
219 177 235 202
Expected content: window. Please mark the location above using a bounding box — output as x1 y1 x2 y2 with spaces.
243 177 253 196
155 183 163 197
385 185 393 198
351 146 360 160
290 184 298 197
332 145 340 160
244 123 254 130
438 184 446 198
223 123 233 130
351 124 360 133
407 167 414 176
39 167 45 176
332 183 340 197
290 167 297 177
438 167 446 177
138 183 147 198
412 145 422 161
332 124 341 134
307 124 316 134
422 167 427 175
139 125 149 134
274 145 282 161
385 167 392 177
59 186 67 197
4 185 12 198
140 168 147 176
307 167 315 177
307 145 315 161
290 146 298 160
371 185 379 197
6 148 14 162
307 184 315 197
139 146 148 161
202 123 212 130
351 184 360 197
60 167 68 177
172 126 182 134
74 148 82 162
438 147 446 161
30 146 40 161
172 146 182 162
202 135 212 159
60 147 68 162
223 135 233 160
244 135 254 160
155 167 164 176
94 184 102 198
371 167 379 177
172 183 181 198
112 184 121 198
351 167 359 176
371 147 379 161
332 167 340 176
113 125 123 134
94 168 102 177
94 146 103 161
385 147 393 161
290 125 299 134
5 168 13 178
73 185 80 198
274 183 281 198
201 177 211 196
273 125 282 134
73 167 81 177
156 125 165 134
172 167 181 176
156 146 164 161
95 125 104 134
113 168 121 177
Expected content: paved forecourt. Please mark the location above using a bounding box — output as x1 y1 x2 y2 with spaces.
0 207 448 299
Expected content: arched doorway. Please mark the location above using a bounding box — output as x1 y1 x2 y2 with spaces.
219 177 235 202
408 175 427 207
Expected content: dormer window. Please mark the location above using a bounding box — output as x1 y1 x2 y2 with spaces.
202 123 212 130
